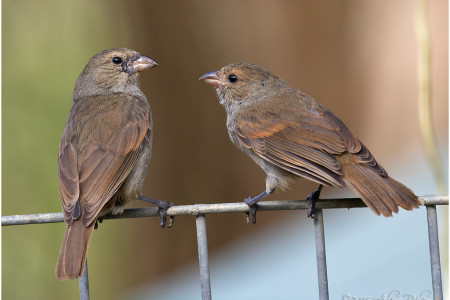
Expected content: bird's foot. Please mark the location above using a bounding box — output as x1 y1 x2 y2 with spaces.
306 184 323 218
159 200 174 229
243 189 274 224
94 217 104 230
244 197 258 224
138 195 174 228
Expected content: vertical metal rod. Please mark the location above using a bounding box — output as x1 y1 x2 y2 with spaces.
426 205 443 300
79 260 90 300
314 209 329 300
195 214 212 300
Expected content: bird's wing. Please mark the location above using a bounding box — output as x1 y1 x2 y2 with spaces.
58 134 81 226
58 95 151 227
234 106 381 187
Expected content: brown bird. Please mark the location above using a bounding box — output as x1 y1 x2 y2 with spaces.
56 48 173 280
200 63 420 223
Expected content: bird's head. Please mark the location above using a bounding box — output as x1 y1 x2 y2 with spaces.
199 63 280 107
74 48 158 100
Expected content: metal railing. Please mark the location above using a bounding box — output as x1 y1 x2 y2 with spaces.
2 195 448 300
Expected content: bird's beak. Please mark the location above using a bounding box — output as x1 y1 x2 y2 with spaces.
199 71 221 88
128 55 158 74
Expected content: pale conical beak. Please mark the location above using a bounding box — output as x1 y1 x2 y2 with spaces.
129 55 158 73
199 71 221 88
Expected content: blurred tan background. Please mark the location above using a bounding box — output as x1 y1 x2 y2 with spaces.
2 0 447 299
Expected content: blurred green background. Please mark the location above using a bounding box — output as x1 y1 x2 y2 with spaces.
2 0 448 299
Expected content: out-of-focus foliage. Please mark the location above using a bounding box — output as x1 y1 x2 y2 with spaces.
2 1 133 299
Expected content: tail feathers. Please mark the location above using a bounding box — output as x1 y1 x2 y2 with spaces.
342 162 420 217
56 220 95 280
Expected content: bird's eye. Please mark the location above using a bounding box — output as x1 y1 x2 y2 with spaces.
112 57 122 64
228 74 238 83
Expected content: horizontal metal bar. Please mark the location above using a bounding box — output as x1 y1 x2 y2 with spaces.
2 212 64 226
2 195 447 226
420 195 448 206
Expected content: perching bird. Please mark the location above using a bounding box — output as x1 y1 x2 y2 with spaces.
200 62 420 223
56 48 173 280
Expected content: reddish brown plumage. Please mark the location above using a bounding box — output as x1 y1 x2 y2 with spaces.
200 63 420 216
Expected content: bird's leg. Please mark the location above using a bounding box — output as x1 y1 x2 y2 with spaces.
244 188 275 224
306 184 323 218
138 195 174 228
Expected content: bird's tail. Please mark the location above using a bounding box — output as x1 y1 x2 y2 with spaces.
56 220 95 280
341 157 420 217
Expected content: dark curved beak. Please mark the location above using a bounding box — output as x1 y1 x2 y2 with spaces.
128 55 158 74
199 71 221 88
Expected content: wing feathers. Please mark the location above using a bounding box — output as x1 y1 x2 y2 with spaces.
58 95 150 227
59 139 80 225
260 151 336 186
235 110 350 188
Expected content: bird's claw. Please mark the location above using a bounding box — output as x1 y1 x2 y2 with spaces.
306 185 323 219
94 217 104 230
306 192 316 218
138 195 174 228
244 197 257 224
158 201 174 229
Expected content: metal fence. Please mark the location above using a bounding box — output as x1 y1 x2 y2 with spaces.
2 195 448 300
